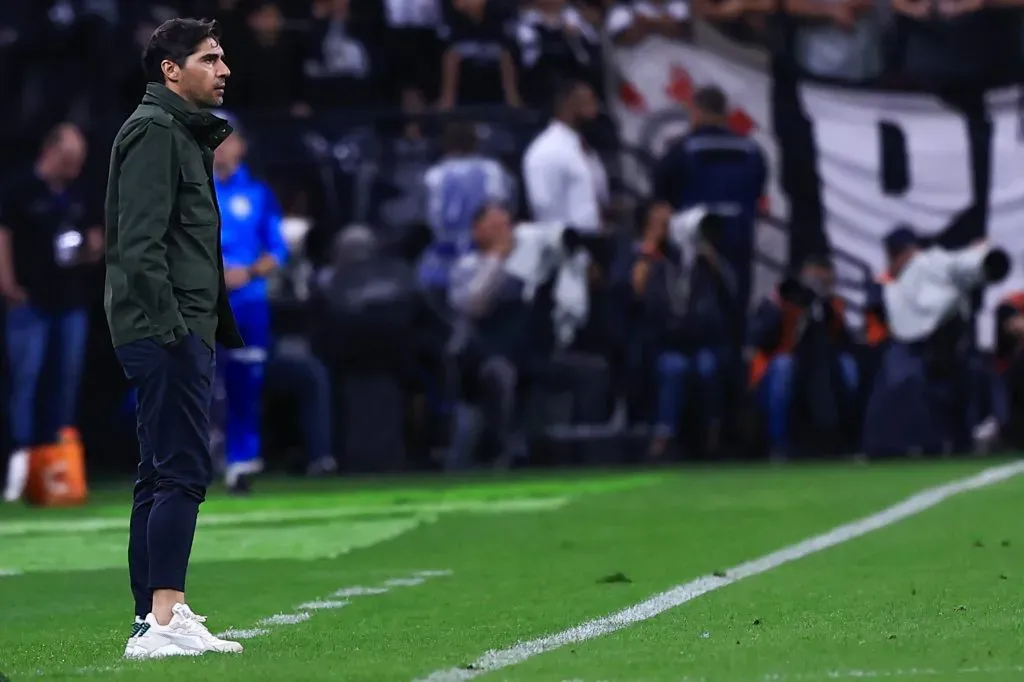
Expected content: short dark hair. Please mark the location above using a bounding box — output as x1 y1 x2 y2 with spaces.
442 121 478 155
142 18 221 84
693 86 728 118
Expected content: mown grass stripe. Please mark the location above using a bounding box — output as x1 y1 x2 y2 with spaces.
0 497 568 537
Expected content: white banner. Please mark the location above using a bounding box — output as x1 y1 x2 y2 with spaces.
607 34 1024 348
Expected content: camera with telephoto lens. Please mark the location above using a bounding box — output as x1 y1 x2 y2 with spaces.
561 226 614 268
778 276 817 308
696 211 725 248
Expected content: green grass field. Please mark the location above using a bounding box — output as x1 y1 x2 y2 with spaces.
2 461 1023 682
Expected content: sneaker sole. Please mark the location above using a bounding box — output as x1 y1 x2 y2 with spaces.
124 643 244 659
124 644 202 659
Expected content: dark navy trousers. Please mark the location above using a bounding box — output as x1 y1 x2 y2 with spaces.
116 333 215 619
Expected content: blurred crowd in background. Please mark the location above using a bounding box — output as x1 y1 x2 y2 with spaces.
2 0 1024 497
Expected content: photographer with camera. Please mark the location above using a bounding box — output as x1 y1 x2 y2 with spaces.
447 205 528 469
632 203 740 459
748 254 859 459
863 239 1010 457
446 204 614 468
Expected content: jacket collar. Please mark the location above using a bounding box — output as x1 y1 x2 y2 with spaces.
141 83 233 150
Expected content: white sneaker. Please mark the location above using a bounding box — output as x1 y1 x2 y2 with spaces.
3 449 29 503
123 603 243 659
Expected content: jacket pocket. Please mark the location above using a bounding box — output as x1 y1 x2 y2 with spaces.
179 160 217 227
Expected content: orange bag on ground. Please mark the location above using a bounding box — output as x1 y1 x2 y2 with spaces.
25 427 88 507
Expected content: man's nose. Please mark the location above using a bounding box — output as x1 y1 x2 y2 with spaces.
219 61 231 79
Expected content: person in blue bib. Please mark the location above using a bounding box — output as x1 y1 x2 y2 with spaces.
212 112 289 493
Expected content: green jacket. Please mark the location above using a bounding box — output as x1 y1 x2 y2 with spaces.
104 83 243 350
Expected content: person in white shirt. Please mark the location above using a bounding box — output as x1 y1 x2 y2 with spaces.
864 240 1010 457
522 79 608 231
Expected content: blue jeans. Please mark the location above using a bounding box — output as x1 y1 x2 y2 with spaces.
654 349 720 438
5 304 88 449
219 297 270 466
758 353 858 450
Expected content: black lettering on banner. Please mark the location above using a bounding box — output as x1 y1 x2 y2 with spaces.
876 95 989 250
879 122 908 195
796 85 985 261
932 90 990 250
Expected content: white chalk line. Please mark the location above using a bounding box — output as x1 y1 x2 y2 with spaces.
296 599 350 610
216 569 452 640
418 461 1024 682
334 586 390 597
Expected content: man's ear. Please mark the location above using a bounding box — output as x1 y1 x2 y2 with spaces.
161 59 180 83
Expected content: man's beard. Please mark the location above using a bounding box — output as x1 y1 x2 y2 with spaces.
190 86 223 108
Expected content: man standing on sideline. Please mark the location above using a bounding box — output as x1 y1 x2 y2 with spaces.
1 123 102 503
211 112 289 494
105 18 244 659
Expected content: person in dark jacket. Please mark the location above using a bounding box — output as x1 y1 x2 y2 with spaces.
653 85 766 314
310 223 444 472
747 254 857 458
632 202 739 458
105 17 243 659
1 124 102 505
312 224 427 376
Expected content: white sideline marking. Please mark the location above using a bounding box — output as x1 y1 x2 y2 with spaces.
297 599 349 610
0 568 21 577
333 586 390 597
385 577 426 587
259 612 311 626
217 628 269 640
418 461 1024 682
214 569 453 639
